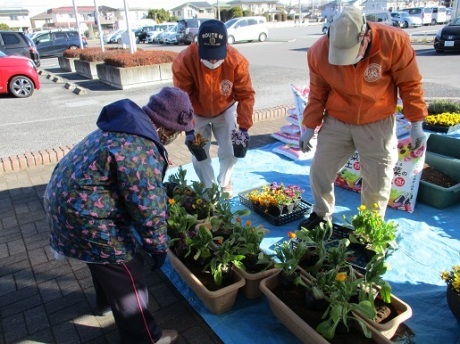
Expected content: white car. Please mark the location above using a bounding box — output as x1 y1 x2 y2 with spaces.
224 16 268 44
103 29 124 44
157 25 177 44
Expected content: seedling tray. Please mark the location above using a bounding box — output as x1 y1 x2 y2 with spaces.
239 187 312 226
423 122 460 134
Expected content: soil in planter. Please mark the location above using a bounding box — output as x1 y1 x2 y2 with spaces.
180 255 234 292
272 284 398 343
421 165 457 188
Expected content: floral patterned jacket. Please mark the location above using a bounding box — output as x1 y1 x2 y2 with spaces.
45 99 169 264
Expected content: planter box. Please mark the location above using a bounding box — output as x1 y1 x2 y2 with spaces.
74 60 104 79
58 56 77 72
233 265 279 299
426 134 460 159
96 62 173 90
259 271 392 343
167 251 245 314
354 293 412 339
417 152 460 209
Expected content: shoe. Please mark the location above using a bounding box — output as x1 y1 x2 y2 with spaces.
221 183 233 199
156 329 179 344
94 306 112 316
298 212 326 230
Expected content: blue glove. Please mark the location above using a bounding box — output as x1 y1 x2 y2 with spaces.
185 130 195 144
240 128 249 140
149 252 167 270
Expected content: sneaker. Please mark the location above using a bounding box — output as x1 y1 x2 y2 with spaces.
221 183 233 199
298 212 326 230
156 329 179 344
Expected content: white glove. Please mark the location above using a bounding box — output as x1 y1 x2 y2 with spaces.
298 128 316 153
410 121 426 151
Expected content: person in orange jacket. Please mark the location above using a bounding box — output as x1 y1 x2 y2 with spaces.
172 19 255 198
298 6 427 227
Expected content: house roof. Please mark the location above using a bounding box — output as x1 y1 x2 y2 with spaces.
170 2 213 11
47 7 96 14
31 11 53 20
226 0 279 4
0 9 30 16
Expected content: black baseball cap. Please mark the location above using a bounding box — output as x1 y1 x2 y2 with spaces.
198 20 228 60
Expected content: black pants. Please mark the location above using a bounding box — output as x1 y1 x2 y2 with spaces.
88 253 161 343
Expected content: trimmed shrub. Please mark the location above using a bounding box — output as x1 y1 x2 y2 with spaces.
104 50 178 67
428 99 460 114
79 47 133 62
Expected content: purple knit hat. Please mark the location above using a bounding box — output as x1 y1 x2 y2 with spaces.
143 87 194 132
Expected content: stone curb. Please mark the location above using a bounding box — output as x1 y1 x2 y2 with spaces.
0 105 291 174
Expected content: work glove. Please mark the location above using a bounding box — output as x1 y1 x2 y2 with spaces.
185 130 195 145
239 128 249 140
409 121 426 151
298 128 316 153
148 252 167 270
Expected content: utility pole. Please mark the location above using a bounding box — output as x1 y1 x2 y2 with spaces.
93 0 105 52
217 0 221 20
72 0 84 49
298 0 302 24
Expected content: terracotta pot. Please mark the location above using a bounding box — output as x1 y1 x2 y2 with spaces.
167 251 245 314
446 285 460 320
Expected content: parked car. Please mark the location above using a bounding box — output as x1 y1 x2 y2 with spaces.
0 30 40 67
322 10 392 34
434 16 460 53
363 10 394 26
134 25 156 44
103 29 124 44
146 23 176 43
164 26 179 45
176 18 211 45
391 11 423 28
224 16 268 44
32 30 87 57
401 7 433 26
0 51 40 98
426 5 448 25
158 25 177 44
446 8 452 23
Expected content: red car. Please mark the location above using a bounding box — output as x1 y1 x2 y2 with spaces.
0 51 40 98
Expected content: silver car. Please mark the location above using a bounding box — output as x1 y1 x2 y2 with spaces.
391 12 423 28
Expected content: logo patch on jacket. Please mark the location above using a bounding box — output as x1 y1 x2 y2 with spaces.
364 63 382 82
220 80 233 97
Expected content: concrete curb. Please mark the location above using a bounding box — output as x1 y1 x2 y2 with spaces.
0 105 291 174
39 69 88 95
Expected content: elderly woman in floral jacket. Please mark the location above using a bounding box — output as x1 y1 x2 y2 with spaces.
44 87 194 344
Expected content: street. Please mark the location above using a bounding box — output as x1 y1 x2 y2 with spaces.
0 24 459 159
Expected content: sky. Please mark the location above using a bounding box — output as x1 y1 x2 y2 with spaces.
0 0 187 16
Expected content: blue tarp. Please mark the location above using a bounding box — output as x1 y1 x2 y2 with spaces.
162 135 460 344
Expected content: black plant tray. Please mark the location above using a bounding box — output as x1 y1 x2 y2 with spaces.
423 122 460 134
291 223 375 274
239 188 312 226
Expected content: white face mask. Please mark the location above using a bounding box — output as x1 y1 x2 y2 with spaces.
200 59 224 70
352 55 364 64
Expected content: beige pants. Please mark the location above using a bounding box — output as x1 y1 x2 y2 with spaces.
310 115 398 219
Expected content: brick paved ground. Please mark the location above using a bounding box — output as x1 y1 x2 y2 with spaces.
0 112 291 343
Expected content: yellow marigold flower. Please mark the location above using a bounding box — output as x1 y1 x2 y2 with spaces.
453 280 460 291
287 231 296 238
359 205 366 211
246 220 252 227
196 198 203 205
336 272 347 282
168 198 175 204
441 271 450 281
373 203 379 209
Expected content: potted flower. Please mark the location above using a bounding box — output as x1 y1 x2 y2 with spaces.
231 129 249 158
230 218 278 298
344 204 398 255
186 133 208 161
166 200 197 258
441 265 460 319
